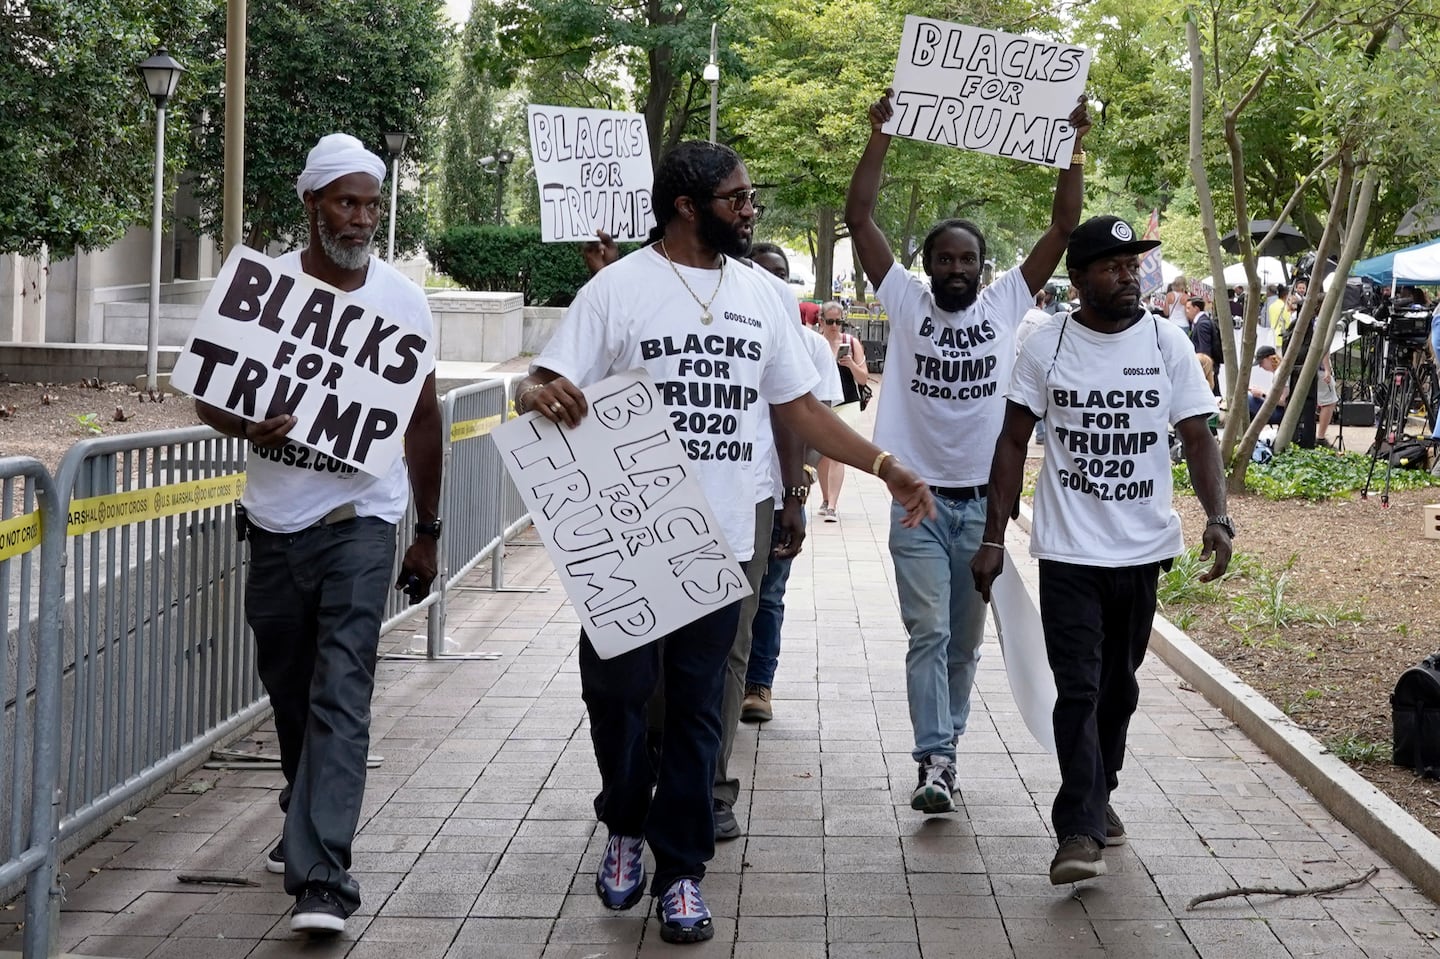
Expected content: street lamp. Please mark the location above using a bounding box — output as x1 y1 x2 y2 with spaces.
703 23 719 142
136 48 185 395
383 131 409 262
478 149 515 224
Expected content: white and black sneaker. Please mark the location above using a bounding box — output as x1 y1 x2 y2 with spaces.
909 755 957 814
265 840 284 875
290 883 346 936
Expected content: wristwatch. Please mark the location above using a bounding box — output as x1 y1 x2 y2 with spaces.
1205 514 1235 538
415 519 444 541
783 485 808 504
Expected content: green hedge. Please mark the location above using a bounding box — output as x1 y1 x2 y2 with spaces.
428 225 638 307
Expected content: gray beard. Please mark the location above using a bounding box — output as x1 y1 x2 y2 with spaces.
317 219 373 271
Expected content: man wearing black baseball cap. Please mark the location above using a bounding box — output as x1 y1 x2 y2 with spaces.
972 214 1232 885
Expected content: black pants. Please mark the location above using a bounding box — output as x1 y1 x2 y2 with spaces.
580 596 742 894
1037 559 1162 845
247 516 395 916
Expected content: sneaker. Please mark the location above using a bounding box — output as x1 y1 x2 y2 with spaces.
909 755 956 814
1049 835 1107 884
656 878 714 944
713 799 741 842
740 684 772 723
265 840 285 875
595 834 646 910
822 507 838 523
290 883 346 935
1104 804 1126 846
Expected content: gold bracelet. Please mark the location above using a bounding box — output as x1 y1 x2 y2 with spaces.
515 381 546 412
871 451 893 476
1069 151 1086 168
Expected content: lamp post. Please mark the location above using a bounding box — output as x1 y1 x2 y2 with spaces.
137 49 185 395
703 23 719 142
383 131 409 262
478 149 514 224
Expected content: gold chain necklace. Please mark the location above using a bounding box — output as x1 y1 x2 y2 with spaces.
658 241 724 325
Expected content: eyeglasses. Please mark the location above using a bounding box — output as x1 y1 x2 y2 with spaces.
707 189 763 217
823 318 845 325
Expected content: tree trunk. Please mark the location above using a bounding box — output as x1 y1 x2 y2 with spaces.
642 0 678 169
814 205 836 303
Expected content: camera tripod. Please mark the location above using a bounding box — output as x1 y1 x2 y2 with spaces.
1362 336 1439 506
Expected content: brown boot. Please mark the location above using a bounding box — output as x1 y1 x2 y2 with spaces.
740 684 772 723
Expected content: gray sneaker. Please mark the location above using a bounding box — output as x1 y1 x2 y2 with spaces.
713 799 741 841
1049 835 1107 884
909 755 956 814
1105 804 1126 846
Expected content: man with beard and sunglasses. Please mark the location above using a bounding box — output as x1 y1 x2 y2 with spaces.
845 87 1090 816
195 133 443 936
513 140 935 944
971 215 1230 884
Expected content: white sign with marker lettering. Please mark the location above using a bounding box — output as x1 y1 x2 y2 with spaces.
882 15 1091 168
527 104 656 243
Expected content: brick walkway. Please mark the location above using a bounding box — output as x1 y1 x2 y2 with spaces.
6 442 1440 958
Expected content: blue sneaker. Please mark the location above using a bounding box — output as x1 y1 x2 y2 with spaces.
656 878 713 944
595 834 645 910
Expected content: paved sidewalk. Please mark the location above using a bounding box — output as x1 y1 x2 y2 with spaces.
7 436 1440 957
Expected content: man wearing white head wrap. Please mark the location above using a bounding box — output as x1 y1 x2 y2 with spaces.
195 131 441 938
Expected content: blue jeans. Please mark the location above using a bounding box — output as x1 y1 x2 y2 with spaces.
889 495 988 764
745 508 805 689
247 516 396 916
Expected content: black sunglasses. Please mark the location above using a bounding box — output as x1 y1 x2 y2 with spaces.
823 318 845 325
707 189 763 215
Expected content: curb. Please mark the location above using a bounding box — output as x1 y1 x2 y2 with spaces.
1013 504 1440 900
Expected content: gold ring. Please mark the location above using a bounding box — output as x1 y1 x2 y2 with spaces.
550 402 563 413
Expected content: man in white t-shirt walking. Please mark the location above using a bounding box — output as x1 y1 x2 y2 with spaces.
971 215 1232 884
513 141 934 944
845 87 1089 815
196 134 443 935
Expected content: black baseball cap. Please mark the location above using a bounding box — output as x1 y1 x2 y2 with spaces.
1256 345 1277 361
1066 215 1161 271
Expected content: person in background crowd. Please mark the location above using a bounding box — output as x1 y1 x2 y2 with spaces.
972 214 1231 886
514 140 933 944
846 85 1089 816
815 300 869 522
195 133 443 937
1163 277 1190 335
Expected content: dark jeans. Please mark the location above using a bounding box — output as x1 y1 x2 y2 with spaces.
247 516 396 916
1247 394 1285 425
581 595 743 893
1037 559 1161 845
745 508 805 689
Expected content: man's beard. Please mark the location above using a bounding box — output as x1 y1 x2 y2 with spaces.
318 217 374 271
696 205 750 259
932 278 977 312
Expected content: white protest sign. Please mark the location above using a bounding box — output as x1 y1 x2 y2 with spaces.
882 15 1091 168
491 370 751 659
527 104 656 243
170 246 431 477
989 550 1056 753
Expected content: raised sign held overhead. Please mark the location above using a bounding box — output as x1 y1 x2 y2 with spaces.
528 104 656 243
170 246 433 477
882 15 1091 168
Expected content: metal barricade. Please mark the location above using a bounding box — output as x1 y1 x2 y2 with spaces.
0 457 65 959
51 428 268 843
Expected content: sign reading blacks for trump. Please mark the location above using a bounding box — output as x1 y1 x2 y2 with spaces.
881 15 1091 169
170 246 431 477
491 371 750 659
527 104 656 243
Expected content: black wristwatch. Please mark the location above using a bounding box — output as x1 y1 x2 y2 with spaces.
783 485 808 504
1205 514 1235 538
414 519 444 541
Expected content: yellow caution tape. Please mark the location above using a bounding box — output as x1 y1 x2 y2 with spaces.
0 511 43 562
450 414 502 443
67 473 247 537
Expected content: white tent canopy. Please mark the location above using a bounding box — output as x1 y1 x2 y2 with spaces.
1391 244 1440 284
1200 256 1286 290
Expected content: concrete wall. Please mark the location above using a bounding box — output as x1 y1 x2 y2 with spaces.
430 291 523 362
0 343 180 384
523 306 565 355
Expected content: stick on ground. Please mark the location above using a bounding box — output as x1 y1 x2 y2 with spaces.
1186 865 1379 910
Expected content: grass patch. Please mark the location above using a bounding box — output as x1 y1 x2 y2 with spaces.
1157 546 1229 607
1327 735 1390 763
1175 446 1440 501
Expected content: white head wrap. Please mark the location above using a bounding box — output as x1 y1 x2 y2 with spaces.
295 133 387 201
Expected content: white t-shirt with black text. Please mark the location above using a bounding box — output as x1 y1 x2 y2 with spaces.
533 246 819 561
242 252 436 533
1007 313 1217 566
873 262 1032 487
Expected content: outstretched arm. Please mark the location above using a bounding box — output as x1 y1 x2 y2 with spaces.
969 401 1038 603
844 88 898 293
1018 96 1091 295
